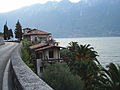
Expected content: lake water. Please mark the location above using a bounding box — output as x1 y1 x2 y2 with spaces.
55 37 120 67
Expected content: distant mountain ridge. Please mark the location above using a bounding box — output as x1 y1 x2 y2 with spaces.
0 0 120 38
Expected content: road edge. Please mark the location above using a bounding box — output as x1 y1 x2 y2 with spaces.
2 59 10 90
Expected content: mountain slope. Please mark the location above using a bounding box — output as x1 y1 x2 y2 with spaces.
0 0 120 37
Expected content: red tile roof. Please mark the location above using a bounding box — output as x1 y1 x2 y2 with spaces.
23 28 31 30
35 45 64 51
23 29 51 36
29 43 48 49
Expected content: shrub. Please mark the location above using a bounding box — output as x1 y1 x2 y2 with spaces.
0 32 3 36
42 62 84 90
21 40 34 71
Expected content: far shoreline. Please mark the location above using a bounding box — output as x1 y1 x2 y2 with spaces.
54 36 120 39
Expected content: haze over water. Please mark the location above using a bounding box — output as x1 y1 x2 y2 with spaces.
55 37 120 67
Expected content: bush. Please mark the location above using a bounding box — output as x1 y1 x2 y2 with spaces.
0 32 3 36
21 40 34 71
42 62 84 90
60 42 102 90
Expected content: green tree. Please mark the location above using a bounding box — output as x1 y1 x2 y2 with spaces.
15 20 22 41
101 63 120 90
60 42 101 90
8 29 13 39
21 40 34 71
68 42 99 63
3 22 9 40
42 62 84 90
0 32 3 36
60 42 120 90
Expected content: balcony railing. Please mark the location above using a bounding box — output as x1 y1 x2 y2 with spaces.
41 58 65 64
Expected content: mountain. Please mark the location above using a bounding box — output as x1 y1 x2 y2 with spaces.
0 0 120 38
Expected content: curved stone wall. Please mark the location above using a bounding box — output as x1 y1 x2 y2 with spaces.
10 44 53 90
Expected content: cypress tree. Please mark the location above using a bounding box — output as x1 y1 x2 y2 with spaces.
15 20 22 41
8 29 13 38
3 22 9 40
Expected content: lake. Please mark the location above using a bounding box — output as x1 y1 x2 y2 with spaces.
55 37 120 67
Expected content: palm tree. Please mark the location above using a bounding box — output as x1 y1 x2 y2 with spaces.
77 44 99 62
67 42 101 89
67 42 99 64
68 42 79 52
101 63 120 90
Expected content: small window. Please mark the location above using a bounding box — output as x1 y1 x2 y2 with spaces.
35 37 37 41
40 67 43 73
36 52 40 59
40 53 43 59
49 50 54 58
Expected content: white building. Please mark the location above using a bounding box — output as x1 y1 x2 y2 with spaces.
23 28 51 43
29 42 65 76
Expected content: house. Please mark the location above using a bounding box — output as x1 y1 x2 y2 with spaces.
30 42 63 60
23 28 51 43
23 27 65 76
29 41 65 76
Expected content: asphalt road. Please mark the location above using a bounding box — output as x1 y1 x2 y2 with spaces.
0 42 18 90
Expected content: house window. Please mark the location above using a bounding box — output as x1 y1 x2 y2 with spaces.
35 37 37 42
36 52 40 59
40 67 43 73
40 52 43 59
49 50 54 58
36 52 43 59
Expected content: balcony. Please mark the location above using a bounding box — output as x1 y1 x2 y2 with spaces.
41 58 65 64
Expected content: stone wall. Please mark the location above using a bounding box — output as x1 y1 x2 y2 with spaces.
0 37 4 45
10 43 53 90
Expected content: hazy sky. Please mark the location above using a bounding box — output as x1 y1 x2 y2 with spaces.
0 0 81 13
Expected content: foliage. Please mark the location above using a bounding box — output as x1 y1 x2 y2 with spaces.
8 29 13 38
60 41 120 90
60 42 103 89
0 32 3 36
68 42 99 62
22 40 32 50
100 63 120 90
21 40 34 71
61 42 99 63
15 20 22 41
42 62 84 90
3 23 9 40
60 48 73 64
3 22 14 40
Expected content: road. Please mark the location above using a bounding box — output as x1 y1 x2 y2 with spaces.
0 42 18 90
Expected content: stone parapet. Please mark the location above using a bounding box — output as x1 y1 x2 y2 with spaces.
10 44 53 90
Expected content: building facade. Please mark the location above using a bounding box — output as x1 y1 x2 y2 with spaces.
23 28 65 76
23 28 51 43
29 42 64 76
